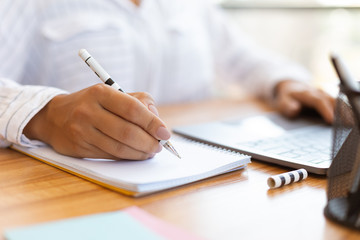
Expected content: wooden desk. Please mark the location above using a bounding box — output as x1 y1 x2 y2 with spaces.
0 98 358 239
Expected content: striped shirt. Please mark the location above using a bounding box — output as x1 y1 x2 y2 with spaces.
0 0 311 147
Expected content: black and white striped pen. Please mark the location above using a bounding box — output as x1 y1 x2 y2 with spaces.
78 49 181 159
267 168 308 189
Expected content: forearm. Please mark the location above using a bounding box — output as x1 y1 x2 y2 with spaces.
217 33 312 101
205 3 311 100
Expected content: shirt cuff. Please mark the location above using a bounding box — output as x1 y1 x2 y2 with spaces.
6 86 68 147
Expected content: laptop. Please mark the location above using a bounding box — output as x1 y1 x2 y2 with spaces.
174 112 332 175
175 54 360 175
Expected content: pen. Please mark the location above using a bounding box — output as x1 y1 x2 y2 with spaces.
267 168 308 189
78 49 181 159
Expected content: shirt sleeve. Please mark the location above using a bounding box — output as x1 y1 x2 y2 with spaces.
203 2 312 101
0 0 68 148
0 78 67 148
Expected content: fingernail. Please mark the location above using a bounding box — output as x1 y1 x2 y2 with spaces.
148 104 159 116
156 126 171 140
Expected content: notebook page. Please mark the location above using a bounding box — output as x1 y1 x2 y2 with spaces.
12 135 250 193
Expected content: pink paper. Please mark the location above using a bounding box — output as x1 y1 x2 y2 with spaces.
123 206 202 240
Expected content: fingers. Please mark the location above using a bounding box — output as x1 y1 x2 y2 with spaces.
85 86 167 159
277 93 302 118
275 81 335 124
98 86 171 141
57 136 156 160
51 112 161 160
84 127 160 160
290 89 335 124
91 104 162 154
39 85 169 160
129 92 159 116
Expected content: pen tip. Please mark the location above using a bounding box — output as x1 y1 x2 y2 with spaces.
170 147 181 159
163 141 181 159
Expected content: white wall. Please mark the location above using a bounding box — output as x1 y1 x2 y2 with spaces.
222 6 360 94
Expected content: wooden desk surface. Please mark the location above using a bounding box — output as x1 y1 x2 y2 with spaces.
0 98 358 240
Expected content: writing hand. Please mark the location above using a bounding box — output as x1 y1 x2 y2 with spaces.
23 84 170 160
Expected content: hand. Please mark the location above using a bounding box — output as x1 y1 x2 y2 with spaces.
23 84 170 160
274 80 336 124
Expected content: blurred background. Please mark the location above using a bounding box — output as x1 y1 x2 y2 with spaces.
216 0 360 96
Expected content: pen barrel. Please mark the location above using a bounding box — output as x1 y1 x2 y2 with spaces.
79 49 124 92
267 168 308 189
104 78 124 92
85 56 111 83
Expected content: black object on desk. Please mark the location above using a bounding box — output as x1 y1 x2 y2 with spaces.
324 54 360 230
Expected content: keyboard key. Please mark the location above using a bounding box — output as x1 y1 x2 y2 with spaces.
241 125 331 165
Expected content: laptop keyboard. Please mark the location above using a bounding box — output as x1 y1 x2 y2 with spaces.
240 125 332 165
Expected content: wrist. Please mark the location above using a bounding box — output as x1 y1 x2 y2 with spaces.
23 94 66 144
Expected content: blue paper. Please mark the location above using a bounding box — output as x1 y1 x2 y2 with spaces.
5 211 164 240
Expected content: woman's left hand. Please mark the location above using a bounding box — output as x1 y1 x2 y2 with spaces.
274 80 336 124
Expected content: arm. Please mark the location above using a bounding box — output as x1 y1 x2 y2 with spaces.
203 2 335 122
0 1 169 159
0 0 62 148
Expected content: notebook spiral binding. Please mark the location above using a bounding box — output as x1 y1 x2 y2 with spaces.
179 135 248 157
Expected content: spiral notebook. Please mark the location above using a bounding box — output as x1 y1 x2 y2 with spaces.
11 135 250 197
